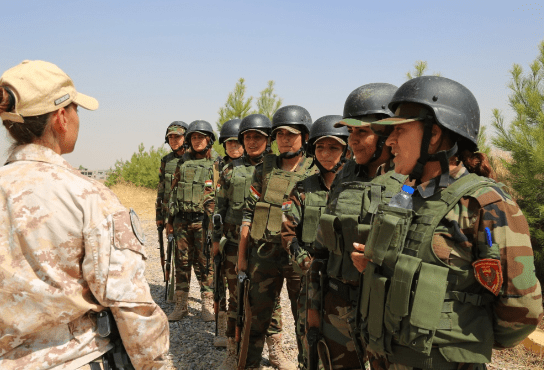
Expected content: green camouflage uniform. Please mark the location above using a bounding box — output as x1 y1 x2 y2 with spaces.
243 154 316 368
361 163 543 370
281 172 330 369
311 159 374 370
213 155 283 339
169 150 221 293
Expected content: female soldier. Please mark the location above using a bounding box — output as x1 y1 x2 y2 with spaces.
0 60 169 369
237 105 316 370
167 120 221 322
310 83 398 370
213 114 285 368
280 115 348 369
354 76 543 370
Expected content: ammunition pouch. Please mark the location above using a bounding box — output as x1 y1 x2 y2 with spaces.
96 310 135 370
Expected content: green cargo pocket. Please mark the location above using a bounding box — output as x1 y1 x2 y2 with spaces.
232 176 247 204
267 205 283 234
367 271 389 354
182 181 192 211
398 262 449 355
251 202 270 240
319 213 341 253
301 206 322 244
365 204 413 268
264 177 290 205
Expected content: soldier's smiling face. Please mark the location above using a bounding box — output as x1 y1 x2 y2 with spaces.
243 131 267 157
225 139 244 159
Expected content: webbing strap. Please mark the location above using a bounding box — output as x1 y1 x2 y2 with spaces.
387 345 459 370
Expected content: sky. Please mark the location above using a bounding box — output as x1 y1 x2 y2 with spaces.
1 0 543 169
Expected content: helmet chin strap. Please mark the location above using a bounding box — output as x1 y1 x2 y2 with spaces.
279 147 304 159
313 145 348 175
191 139 213 154
409 116 458 185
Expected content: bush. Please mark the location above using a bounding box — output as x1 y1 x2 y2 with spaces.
105 143 169 189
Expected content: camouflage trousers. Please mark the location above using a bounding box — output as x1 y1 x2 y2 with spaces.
365 347 487 370
174 218 213 293
222 241 283 338
318 282 366 370
172 218 202 294
245 241 302 368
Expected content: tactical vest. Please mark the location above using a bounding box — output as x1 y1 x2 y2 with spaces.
224 158 255 226
163 153 182 202
251 154 314 244
359 172 502 368
176 153 216 214
298 174 329 255
319 163 406 283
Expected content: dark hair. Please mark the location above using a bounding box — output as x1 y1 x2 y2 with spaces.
1 87 52 150
459 149 496 180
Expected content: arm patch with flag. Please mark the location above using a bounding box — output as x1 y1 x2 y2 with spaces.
205 179 213 187
282 201 292 212
249 185 260 201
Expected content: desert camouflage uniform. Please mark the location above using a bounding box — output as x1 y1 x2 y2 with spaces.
281 172 331 369
213 155 283 340
242 154 316 368
169 150 221 294
309 159 372 370
0 144 169 370
363 163 543 369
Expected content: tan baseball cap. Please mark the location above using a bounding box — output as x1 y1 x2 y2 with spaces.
314 135 347 146
334 117 375 128
0 60 98 123
272 125 301 135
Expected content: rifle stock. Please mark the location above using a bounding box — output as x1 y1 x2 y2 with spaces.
165 233 174 301
157 226 165 281
236 271 251 370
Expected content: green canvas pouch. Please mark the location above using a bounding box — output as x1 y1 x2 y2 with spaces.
301 205 322 244
251 202 270 240
267 205 283 234
319 213 341 253
232 175 246 204
264 176 290 205
368 273 388 353
411 263 449 330
389 254 421 317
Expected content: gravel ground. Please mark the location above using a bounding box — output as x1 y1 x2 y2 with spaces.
141 219 299 370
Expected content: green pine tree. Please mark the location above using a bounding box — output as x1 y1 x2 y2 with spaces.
216 78 253 132
406 60 441 80
492 39 544 282
254 80 283 120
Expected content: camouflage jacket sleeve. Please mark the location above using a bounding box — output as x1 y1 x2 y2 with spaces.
212 164 233 242
242 162 264 224
437 184 543 349
82 209 169 369
281 182 304 253
471 188 544 348
156 157 167 222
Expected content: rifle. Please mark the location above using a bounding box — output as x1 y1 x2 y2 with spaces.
164 233 174 301
97 310 135 370
212 214 225 336
235 270 251 369
157 226 166 281
307 258 327 370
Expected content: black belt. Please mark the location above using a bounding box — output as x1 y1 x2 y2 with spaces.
328 278 359 306
182 212 204 222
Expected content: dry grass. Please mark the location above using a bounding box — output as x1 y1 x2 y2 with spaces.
110 182 156 221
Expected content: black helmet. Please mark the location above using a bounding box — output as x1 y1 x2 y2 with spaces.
164 121 188 144
219 118 242 144
238 114 272 148
308 115 347 155
343 83 398 119
186 120 216 142
186 120 216 153
271 105 312 140
388 76 479 148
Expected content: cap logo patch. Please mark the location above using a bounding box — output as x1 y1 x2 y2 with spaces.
55 94 70 106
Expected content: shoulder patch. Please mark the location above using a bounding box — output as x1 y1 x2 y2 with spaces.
472 258 503 296
205 179 213 187
282 200 292 212
129 208 146 244
250 185 261 201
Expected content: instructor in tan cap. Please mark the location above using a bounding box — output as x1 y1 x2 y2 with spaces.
0 60 170 370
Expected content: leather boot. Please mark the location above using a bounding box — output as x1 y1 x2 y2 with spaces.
217 337 237 370
266 334 297 370
201 291 215 322
167 291 188 321
213 311 228 347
